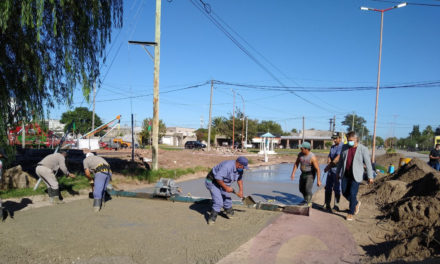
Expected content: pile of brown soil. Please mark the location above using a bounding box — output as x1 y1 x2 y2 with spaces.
375 153 405 168
361 158 440 262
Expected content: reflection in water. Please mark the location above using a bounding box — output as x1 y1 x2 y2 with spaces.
245 163 328 184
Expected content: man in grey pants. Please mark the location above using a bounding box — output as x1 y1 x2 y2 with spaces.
290 141 321 207
36 150 75 204
336 131 374 221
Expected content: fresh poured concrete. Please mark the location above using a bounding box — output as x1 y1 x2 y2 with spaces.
138 163 328 205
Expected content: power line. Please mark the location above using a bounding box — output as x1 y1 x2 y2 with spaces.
213 80 440 92
188 0 339 114
93 81 209 103
369 0 440 7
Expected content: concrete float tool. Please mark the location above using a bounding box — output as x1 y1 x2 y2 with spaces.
232 189 256 207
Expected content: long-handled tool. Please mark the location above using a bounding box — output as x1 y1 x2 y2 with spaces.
232 189 256 207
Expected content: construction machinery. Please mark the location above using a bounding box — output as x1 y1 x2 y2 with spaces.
112 138 131 149
8 122 60 148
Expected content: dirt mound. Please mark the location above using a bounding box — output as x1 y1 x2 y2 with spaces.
361 158 440 262
375 153 405 168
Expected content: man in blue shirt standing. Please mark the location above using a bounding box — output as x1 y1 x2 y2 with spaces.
323 132 343 212
205 156 249 225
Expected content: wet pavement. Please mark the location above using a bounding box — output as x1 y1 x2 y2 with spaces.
137 163 328 205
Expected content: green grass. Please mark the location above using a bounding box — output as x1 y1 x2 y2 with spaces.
386 148 396 154
121 166 210 183
159 145 183 151
0 187 46 199
0 174 91 199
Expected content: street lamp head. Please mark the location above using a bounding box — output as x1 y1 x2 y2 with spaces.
396 2 407 8
360 6 369 11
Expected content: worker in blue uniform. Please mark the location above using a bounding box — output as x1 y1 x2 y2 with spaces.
205 156 249 225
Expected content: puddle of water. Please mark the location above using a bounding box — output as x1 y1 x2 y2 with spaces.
245 163 328 184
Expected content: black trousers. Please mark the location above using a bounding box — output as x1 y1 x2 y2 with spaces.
299 173 315 203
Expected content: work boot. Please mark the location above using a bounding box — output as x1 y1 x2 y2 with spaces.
305 195 312 207
333 193 341 211
208 210 218 225
93 199 102 212
50 189 65 204
225 208 234 219
324 191 332 213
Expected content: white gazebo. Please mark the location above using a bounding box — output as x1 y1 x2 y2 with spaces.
258 132 276 155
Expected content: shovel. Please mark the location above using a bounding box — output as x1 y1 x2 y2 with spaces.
233 189 256 207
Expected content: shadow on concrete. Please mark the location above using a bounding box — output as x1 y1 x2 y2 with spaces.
59 182 80 198
189 200 211 224
252 190 304 205
2 198 33 221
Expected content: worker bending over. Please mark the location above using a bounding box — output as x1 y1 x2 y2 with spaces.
83 153 112 212
205 156 249 225
35 150 75 204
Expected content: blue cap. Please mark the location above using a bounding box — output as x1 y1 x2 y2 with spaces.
299 141 311 149
236 156 249 169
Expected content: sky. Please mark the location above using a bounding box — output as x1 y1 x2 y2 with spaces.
48 0 440 139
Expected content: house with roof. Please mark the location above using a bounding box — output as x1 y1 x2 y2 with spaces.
280 129 333 149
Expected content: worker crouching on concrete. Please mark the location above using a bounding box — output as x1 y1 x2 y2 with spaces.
83 153 112 212
290 142 321 207
205 156 248 225
35 150 75 204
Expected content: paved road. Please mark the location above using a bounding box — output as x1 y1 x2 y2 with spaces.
374 149 429 162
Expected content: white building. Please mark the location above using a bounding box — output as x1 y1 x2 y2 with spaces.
162 127 197 147
47 119 65 136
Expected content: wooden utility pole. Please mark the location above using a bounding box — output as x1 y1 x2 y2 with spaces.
241 98 245 150
238 93 245 149
131 114 134 162
22 120 25 148
152 0 161 170
302 116 305 143
207 80 213 151
352 112 356 132
92 81 96 131
232 90 235 149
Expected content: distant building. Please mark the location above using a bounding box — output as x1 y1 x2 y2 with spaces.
162 127 197 147
47 119 65 136
280 129 333 149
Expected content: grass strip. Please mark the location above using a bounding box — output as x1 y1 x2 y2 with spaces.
121 166 210 183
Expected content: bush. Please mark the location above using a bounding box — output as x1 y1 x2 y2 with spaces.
386 148 396 154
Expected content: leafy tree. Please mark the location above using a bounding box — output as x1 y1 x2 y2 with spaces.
140 118 166 145
60 107 102 135
195 128 216 143
341 114 369 136
409 125 421 139
384 137 397 148
291 128 298 133
257 120 283 135
376 136 384 147
0 0 123 151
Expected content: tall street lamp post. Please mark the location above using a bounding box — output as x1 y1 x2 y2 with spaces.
360 2 407 163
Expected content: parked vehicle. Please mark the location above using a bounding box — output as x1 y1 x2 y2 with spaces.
184 141 206 149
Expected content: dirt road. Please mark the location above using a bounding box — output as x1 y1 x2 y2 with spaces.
0 197 278 264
